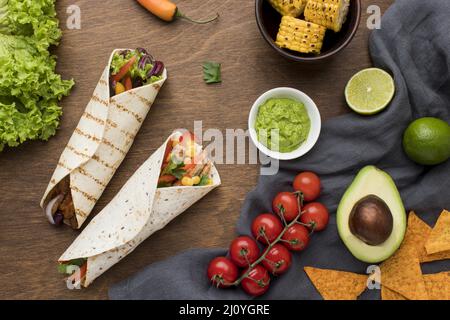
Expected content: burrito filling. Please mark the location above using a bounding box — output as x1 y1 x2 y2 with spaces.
43 176 77 228
110 48 164 97
158 131 214 188
58 258 87 286
57 131 216 286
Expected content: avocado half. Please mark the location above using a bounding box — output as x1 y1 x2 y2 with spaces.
337 166 406 263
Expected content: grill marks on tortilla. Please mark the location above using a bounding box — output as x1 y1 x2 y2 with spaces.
98 79 108 86
70 185 98 204
74 128 127 156
111 100 144 123
105 119 136 141
57 161 72 172
65 145 118 172
83 112 106 126
128 90 152 106
102 138 127 156
91 94 109 107
76 208 89 218
91 155 118 171
76 167 108 188
66 145 91 159
74 128 102 143
106 119 117 128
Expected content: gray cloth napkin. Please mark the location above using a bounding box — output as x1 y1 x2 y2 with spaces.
110 0 450 300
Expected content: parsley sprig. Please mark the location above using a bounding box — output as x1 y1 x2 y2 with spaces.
203 61 222 84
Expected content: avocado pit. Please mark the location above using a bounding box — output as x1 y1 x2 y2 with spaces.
349 195 393 246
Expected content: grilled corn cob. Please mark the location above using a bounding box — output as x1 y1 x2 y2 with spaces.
304 0 350 32
275 16 326 54
267 0 308 17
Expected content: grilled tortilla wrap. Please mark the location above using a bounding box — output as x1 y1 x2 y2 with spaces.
58 133 221 287
41 49 167 229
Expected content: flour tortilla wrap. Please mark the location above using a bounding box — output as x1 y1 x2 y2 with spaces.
40 49 167 229
58 133 221 287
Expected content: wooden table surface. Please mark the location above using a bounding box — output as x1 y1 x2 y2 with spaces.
0 0 393 299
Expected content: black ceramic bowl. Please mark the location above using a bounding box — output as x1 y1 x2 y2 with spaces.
256 0 361 62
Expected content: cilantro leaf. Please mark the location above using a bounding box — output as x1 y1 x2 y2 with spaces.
161 160 178 176
203 61 222 84
161 155 186 180
172 168 187 180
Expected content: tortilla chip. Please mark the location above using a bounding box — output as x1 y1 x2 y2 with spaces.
421 249 450 263
425 210 450 255
423 272 450 300
380 218 429 300
408 212 450 263
304 267 368 300
381 286 407 300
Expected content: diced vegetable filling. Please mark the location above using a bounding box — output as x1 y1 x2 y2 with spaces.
158 132 214 188
43 176 77 228
58 258 87 285
109 48 164 97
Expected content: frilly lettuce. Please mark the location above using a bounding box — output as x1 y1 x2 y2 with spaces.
110 49 162 85
0 1 73 151
0 0 61 51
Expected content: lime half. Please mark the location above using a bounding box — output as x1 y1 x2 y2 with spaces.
345 68 395 115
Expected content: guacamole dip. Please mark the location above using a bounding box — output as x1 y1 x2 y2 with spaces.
255 98 311 153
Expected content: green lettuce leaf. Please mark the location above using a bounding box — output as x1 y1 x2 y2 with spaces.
0 0 61 52
0 34 73 151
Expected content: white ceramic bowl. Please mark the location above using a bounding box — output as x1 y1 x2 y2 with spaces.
248 87 322 160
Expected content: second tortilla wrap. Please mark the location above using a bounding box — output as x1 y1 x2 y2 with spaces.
40 49 167 229
58 133 221 287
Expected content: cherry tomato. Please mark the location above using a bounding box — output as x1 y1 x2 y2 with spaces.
229 236 260 268
300 202 330 232
293 172 321 202
272 192 300 222
251 214 283 245
207 257 238 288
281 224 310 251
240 265 270 296
262 244 292 275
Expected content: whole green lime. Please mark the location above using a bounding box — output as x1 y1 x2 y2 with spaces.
403 117 450 165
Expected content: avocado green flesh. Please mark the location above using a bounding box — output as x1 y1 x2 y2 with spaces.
337 166 406 263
